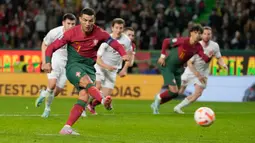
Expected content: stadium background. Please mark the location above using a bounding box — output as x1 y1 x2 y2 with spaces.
0 0 254 101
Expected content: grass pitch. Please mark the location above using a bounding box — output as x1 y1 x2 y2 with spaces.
0 97 254 143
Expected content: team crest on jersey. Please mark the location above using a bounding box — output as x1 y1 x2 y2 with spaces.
172 38 177 43
76 72 81 77
93 39 98 46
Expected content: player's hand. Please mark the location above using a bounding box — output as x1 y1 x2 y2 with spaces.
208 50 214 57
119 70 127 77
42 63 52 73
222 64 228 70
107 66 117 71
122 55 130 62
158 57 166 66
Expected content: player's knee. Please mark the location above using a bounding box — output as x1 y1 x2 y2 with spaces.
79 75 93 88
78 89 89 102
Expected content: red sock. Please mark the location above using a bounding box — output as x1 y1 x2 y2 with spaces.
87 86 103 103
66 104 84 126
92 99 101 107
160 90 174 104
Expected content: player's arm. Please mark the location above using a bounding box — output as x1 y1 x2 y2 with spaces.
102 31 128 61
214 44 228 70
129 45 135 67
158 38 179 66
43 32 70 73
96 43 117 71
187 56 206 84
197 45 212 63
45 32 70 64
119 40 132 77
41 41 47 65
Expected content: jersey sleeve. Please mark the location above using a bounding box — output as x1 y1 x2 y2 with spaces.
43 30 55 45
214 43 222 58
45 30 71 63
100 29 126 56
189 54 198 62
161 37 182 55
197 44 210 63
97 43 108 57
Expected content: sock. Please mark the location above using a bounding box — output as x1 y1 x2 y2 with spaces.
66 100 87 126
160 90 178 104
87 84 103 103
176 98 191 109
46 88 53 94
45 93 54 111
40 90 48 98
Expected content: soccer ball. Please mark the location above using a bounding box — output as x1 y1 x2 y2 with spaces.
194 107 215 127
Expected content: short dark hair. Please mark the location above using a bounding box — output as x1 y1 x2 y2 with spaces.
190 24 203 33
62 13 76 21
80 8 95 16
124 27 135 32
111 18 125 27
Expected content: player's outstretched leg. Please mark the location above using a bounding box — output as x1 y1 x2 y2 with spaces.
174 84 203 114
59 90 88 135
87 99 100 115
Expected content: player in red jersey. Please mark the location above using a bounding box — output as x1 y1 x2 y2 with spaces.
42 8 128 135
151 24 213 114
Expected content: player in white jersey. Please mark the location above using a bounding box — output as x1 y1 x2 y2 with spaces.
174 26 228 114
35 13 76 118
86 18 132 114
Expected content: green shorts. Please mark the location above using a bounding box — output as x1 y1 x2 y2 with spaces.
160 65 184 88
66 63 96 91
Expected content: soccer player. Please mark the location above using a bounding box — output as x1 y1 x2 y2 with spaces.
35 13 76 118
174 26 228 114
151 24 213 114
42 8 128 135
86 18 132 115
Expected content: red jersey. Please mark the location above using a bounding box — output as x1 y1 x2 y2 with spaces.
161 37 210 64
45 25 126 63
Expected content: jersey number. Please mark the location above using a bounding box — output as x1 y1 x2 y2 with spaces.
179 51 185 59
77 45 81 52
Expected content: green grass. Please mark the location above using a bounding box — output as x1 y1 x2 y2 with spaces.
0 97 255 143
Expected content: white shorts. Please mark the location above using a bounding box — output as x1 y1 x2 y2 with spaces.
181 72 207 88
47 55 67 89
94 64 117 89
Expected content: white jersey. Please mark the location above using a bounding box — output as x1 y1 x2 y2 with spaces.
97 33 132 69
43 26 67 60
184 40 221 77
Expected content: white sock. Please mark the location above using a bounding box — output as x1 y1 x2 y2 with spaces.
45 92 54 111
40 90 48 98
46 88 53 94
176 98 190 109
64 125 71 128
156 94 161 100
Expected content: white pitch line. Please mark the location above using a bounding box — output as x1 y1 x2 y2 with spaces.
0 111 254 117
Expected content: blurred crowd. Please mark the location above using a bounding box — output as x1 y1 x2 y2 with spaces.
0 0 254 50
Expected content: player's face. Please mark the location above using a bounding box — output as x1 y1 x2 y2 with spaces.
125 30 135 41
202 29 212 42
62 19 76 31
191 31 202 42
112 23 124 37
79 14 95 33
